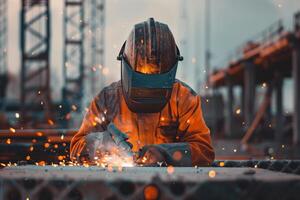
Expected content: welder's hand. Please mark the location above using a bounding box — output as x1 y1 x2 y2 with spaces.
84 131 117 161
136 145 167 166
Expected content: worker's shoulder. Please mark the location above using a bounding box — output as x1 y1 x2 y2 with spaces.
95 80 121 100
101 80 121 92
174 79 198 97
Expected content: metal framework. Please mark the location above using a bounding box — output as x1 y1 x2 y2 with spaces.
0 0 8 109
20 0 52 123
0 164 300 199
89 0 105 96
62 0 84 111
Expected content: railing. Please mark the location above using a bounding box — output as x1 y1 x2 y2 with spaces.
225 20 285 65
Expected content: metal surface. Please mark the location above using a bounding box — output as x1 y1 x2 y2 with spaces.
20 0 52 124
0 165 299 200
62 0 84 111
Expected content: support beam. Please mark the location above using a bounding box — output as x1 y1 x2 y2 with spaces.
275 72 283 143
62 0 84 111
225 74 234 137
89 0 105 95
292 42 300 146
20 0 52 124
293 12 300 146
293 50 300 144
0 0 8 110
243 61 256 129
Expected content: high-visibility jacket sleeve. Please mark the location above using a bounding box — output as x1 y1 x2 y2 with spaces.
177 86 215 166
70 97 106 161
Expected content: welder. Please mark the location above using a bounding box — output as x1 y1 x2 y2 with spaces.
70 18 215 167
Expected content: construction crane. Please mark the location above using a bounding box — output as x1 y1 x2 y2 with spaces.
20 0 52 126
0 0 8 110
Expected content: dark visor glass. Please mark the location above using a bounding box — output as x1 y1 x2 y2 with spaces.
121 59 178 90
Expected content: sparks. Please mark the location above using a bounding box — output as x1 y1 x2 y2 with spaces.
167 166 175 174
15 113 20 118
208 170 216 178
9 128 16 133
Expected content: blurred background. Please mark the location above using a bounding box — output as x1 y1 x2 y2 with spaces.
1 0 300 163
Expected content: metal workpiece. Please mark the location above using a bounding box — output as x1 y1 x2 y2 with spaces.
0 165 299 200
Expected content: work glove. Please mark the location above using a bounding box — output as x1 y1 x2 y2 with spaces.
82 123 133 165
84 131 118 161
136 143 192 167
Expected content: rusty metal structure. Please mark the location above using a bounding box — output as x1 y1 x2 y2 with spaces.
208 12 300 147
62 0 85 111
0 0 8 110
20 0 52 124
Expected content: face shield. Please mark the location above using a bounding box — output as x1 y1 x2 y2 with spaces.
117 43 182 113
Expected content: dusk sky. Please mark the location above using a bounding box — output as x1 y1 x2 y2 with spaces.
5 0 300 111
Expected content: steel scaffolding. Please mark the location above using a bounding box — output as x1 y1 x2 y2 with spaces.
20 0 52 124
0 0 8 109
62 0 84 111
89 0 105 96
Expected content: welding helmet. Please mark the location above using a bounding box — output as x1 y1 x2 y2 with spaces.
117 18 183 113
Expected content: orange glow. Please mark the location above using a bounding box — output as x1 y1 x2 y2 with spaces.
44 143 50 148
54 144 58 149
38 161 46 166
9 128 16 133
144 185 159 200
208 170 216 178
167 166 175 174
136 64 159 74
219 162 225 167
58 155 64 161
6 138 11 144
29 146 34 152
36 132 43 137
48 119 54 125
172 151 182 161
26 155 30 160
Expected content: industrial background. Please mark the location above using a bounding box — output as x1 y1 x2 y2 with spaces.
1 0 300 199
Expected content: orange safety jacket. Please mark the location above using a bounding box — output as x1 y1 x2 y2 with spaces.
70 80 215 166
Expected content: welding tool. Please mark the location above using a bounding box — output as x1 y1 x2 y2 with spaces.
107 123 134 158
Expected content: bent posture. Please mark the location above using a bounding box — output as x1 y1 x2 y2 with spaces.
70 18 214 166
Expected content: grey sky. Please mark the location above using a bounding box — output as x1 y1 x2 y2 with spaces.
5 0 300 110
